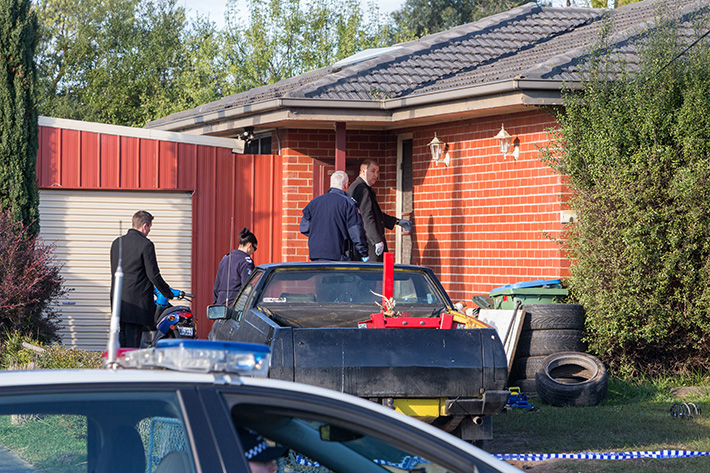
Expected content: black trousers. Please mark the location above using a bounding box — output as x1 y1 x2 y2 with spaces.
119 322 144 348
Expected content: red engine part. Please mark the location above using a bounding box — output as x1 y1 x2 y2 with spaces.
357 312 466 329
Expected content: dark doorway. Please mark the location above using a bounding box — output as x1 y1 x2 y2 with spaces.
399 138 413 264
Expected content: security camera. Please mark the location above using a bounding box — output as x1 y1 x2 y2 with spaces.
240 127 255 143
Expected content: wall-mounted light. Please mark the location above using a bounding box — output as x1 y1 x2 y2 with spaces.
494 125 519 160
428 133 450 166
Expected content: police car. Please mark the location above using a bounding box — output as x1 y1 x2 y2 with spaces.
0 340 520 473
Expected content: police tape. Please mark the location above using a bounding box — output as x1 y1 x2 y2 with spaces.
495 450 710 461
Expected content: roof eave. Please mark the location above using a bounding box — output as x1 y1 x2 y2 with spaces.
148 79 579 134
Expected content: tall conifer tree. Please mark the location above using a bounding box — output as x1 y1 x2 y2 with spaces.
0 0 39 234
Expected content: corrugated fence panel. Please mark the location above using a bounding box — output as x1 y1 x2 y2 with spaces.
160 140 179 189
100 134 120 188
121 136 140 188
61 129 81 187
81 132 100 187
255 154 283 265
191 153 283 338
177 142 197 190
39 126 60 186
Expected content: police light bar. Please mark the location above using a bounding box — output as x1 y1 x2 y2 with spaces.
119 339 271 376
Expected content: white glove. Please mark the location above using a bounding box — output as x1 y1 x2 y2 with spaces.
398 219 411 232
375 242 384 256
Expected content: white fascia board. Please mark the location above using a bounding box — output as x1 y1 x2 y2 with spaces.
39 116 242 151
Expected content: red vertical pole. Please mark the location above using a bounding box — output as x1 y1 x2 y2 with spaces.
383 252 394 305
335 122 346 171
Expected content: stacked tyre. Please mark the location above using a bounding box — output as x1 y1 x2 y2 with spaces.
509 304 585 395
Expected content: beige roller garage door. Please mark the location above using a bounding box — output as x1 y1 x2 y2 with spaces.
39 190 192 351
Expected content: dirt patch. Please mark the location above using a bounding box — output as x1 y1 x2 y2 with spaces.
669 386 710 398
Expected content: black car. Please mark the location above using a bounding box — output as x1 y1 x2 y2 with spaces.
208 262 510 443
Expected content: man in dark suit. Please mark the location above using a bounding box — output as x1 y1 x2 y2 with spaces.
110 210 174 348
348 159 411 262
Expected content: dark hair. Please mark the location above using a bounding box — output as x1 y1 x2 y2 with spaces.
360 159 378 171
239 228 257 247
132 210 153 229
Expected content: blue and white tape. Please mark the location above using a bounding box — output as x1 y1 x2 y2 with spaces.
374 456 430 469
495 450 710 461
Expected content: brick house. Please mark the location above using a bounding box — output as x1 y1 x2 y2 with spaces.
38 0 704 348
149 0 705 305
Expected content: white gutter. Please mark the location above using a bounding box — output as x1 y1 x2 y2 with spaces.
39 116 244 152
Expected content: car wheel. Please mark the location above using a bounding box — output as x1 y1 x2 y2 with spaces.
516 329 585 357
521 304 585 331
535 352 608 407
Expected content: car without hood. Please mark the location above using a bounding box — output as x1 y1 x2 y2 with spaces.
208 262 510 443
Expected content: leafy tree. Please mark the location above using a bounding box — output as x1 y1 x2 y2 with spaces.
0 210 65 343
391 0 528 37
35 0 212 126
544 9 710 377
0 0 39 234
222 0 398 91
174 17 231 106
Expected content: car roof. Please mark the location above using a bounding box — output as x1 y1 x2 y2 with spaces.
0 368 218 386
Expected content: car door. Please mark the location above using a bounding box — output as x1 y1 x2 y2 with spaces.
212 383 519 473
209 269 265 341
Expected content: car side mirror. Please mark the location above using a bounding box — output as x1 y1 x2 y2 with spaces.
206 304 228 320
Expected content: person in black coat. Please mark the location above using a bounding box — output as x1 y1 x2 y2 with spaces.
300 170 369 262
348 159 411 262
213 228 258 305
110 211 174 348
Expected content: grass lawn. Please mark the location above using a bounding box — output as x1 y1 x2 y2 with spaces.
0 415 87 472
485 378 710 472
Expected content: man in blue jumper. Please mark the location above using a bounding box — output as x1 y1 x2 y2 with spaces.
300 171 369 261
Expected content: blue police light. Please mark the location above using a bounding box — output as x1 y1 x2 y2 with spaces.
119 339 271 376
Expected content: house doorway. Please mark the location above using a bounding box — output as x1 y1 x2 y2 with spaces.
396 135 413 264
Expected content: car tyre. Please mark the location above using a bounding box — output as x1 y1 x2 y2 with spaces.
521 304 585 331
535 352 608 407
516 329 585 357
509 378 537 395
514 356 547 380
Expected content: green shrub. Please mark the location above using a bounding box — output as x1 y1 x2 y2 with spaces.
34 345 102 370
0 210 66 344
543 9 710 377
0 333 101 370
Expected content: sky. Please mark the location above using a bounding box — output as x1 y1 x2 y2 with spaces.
180 0 603 30
180 0 406 29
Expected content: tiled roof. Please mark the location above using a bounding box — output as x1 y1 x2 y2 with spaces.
149 0 709 128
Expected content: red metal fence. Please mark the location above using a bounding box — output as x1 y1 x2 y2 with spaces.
37 123 283 339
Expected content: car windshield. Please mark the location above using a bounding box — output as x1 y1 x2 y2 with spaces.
258 268 447 306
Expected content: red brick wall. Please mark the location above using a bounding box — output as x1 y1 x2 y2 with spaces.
277 109 570 302
277 128 394 261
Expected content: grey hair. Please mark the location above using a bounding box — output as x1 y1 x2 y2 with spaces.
330 171 349 190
